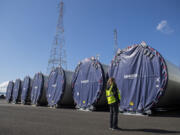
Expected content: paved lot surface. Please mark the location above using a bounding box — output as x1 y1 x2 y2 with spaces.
0 99 180 135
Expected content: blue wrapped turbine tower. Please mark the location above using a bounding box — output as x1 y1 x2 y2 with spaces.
72 57 108 110
109 43 180 113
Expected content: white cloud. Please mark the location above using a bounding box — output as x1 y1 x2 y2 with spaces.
0 81 9 93
156 20 174 34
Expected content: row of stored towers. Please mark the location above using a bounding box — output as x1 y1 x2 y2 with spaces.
6 43 180 114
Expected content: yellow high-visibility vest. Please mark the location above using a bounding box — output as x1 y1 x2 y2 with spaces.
106 84 121 104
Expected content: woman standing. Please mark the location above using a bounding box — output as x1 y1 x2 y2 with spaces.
106 77 121 130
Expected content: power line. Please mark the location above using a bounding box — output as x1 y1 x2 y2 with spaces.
114 29 118 55
47 0 67 73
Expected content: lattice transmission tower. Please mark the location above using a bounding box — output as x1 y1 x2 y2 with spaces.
114 29 118 55
47 0 67 73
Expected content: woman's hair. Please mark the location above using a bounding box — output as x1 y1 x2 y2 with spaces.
107 77 115 86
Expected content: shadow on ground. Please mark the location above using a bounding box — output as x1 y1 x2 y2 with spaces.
119 128 180 134
151 108 180 118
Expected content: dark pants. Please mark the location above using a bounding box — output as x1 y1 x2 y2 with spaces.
109 102 119 128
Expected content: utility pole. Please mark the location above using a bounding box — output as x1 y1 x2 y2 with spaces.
114 29 118 55
47 0 67 73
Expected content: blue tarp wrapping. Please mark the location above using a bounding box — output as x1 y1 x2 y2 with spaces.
12 79 21 103
21 76 31 104
47 67 65 107
109 44 168 113
72 58 104 109
31 73 44 105
6 81 14 102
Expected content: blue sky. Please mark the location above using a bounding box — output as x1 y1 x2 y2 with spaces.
0 0 180 83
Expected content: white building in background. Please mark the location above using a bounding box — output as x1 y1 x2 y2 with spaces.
0 81 9 96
